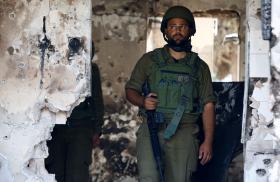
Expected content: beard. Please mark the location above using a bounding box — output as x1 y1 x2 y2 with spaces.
171 33 185 43
165 33 192 52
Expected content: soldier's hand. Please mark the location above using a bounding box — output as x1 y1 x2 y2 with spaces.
199 141 212 165
144 93 158 110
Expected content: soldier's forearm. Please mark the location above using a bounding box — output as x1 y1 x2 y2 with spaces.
125 88 145 107
202 102 215 144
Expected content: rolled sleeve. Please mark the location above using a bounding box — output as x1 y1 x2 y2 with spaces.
198 59 216 106
125 54 152 92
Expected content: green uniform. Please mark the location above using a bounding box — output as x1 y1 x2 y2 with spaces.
45 63 104 182
126 46 215 182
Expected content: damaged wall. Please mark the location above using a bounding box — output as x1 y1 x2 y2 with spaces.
0 0 91 181
0 0 252 181
92 0 245 181
92 0 246 108
243 0 280 181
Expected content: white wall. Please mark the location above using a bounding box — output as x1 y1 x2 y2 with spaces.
0 0 91 181
243 0 280 181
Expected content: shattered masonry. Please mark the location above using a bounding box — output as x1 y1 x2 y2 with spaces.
243 0 280 181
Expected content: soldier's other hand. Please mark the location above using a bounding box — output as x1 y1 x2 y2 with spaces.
92 134 101 147
199 141 212 165
144 93 158 110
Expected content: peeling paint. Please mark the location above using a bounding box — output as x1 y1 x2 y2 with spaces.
244 0 280 181
0 0 92 181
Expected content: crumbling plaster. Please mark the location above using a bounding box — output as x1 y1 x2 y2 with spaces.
244 0 280 181
0 0 91 181
271 0 280 123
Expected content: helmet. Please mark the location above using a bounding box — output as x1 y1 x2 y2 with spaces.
160 6 196 36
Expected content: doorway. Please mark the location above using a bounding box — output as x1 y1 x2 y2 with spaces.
146 11 244 182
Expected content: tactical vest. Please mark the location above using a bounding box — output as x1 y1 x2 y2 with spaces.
149 48 202 117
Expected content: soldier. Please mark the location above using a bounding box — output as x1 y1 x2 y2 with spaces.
45 42 104 182
125 5 216 182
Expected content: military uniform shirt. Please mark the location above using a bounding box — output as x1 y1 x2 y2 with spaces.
125 46 216 122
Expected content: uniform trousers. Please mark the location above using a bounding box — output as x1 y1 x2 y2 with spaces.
45 125 93 182
136 118 199 182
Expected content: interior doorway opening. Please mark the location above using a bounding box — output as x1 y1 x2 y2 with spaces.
146 11 244 182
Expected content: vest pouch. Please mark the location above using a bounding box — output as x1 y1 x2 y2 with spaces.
157 77 168 108
148 49 202 127
156 69 189 113
166 77 182 109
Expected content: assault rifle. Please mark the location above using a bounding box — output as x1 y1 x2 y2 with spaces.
142 81 164 182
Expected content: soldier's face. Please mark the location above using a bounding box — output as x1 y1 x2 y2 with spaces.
165 18 190 44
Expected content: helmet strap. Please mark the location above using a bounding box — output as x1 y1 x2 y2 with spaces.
164 34 192 52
